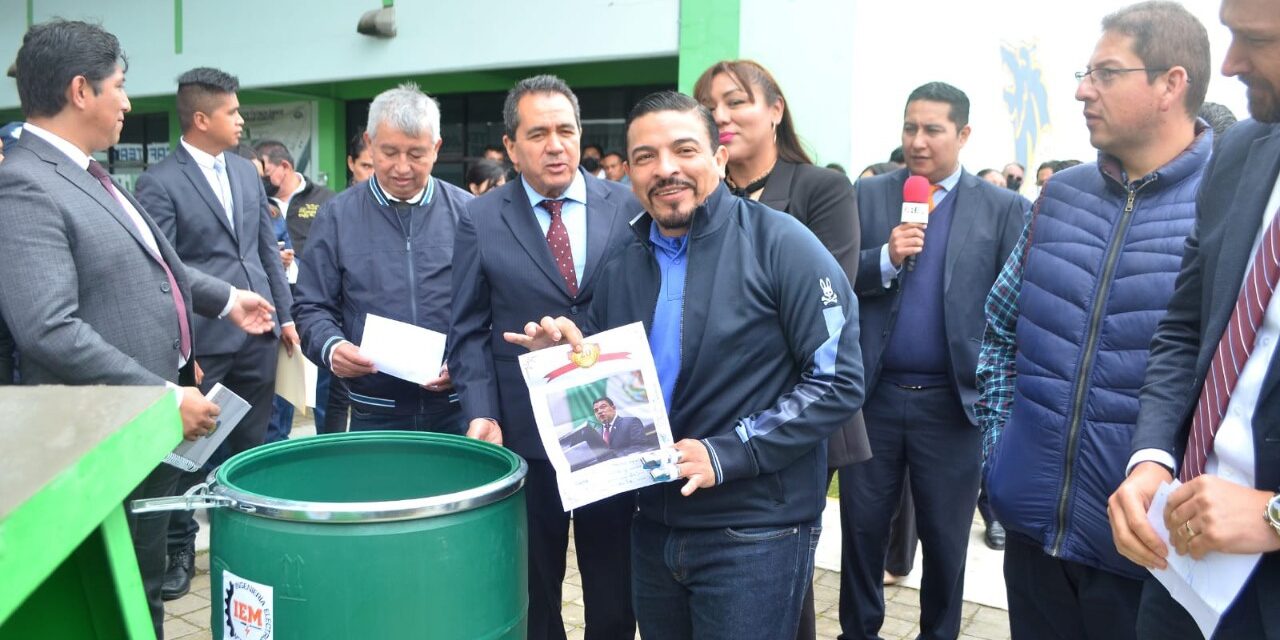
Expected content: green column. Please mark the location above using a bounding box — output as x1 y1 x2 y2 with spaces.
677 0 741 94
315 97 346 190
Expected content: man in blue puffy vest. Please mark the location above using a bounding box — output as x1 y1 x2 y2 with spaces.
975 3 1213 638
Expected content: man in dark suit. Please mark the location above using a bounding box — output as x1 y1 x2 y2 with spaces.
1109 0 1280 636
838 82 1028 640
134 67 298 601
0 20 276 638
450 74 640 640
592 396 653 456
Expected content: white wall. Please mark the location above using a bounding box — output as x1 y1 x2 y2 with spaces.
847 0 1247 181
0 0 680 109
739 0 857 168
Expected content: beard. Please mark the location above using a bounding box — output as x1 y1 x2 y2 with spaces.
1245 75 1280 123
646 176 699 233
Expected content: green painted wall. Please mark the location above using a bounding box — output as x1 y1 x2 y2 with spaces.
677 0 740 93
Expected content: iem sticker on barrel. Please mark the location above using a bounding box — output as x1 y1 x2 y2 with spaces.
223 569 274 639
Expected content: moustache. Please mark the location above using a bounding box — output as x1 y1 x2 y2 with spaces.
648 177 696 198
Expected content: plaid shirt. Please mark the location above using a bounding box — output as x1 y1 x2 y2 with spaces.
975 221 1031 460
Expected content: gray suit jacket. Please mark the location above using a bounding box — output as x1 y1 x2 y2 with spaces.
0 132 233 386
135 144 292 356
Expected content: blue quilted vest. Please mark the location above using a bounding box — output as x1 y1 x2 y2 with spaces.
985 127 1211 578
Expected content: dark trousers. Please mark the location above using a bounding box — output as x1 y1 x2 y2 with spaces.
125 462 183 639
632 514 820 640
524 459 635 640
977 483 996 527
321 375 351 433
347 395 463 433
885 471 918 577
1004 533 1142 640
1137 574 1268 639
838 383 981 640
167 334 277 554
266 395 293 443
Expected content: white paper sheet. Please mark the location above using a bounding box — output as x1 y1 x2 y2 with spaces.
518 322 676 511
1146 480 1262 639
358 314 446 385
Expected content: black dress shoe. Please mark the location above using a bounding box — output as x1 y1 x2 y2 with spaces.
161 549 195 601
984 520 1007 551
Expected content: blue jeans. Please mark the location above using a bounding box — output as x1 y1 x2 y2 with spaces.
631 514 820 640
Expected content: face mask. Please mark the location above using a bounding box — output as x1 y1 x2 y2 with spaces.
1006 176 1022 192
262 176 281 198
581 156 600 173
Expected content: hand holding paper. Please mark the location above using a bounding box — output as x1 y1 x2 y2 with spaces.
357 314 446 385
1144 480 1262 639
1163 475 1280 559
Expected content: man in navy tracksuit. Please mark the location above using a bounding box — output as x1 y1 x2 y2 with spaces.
294 83 471 431
506 91 865 640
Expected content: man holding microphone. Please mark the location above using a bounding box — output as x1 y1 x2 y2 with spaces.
839 82 1028 640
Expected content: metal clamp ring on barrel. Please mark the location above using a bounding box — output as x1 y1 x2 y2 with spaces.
129 482 250 514
204 458 529 523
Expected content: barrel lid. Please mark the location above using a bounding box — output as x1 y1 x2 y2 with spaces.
207 432 528 523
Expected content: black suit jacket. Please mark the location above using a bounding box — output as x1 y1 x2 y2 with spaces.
1132 120 1280 626
136 144 292 356
606 415 650 455
759 160 870 466
449 170 640 460
854 167 1028 423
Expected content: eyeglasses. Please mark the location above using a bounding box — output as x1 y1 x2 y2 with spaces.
1074 67 1171 86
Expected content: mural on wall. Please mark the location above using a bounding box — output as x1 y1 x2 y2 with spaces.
1001 41 1051 171
241 101 320 181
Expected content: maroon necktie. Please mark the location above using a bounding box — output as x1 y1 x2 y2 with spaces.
1181 206 1280 481
87 160 192 360
540 199 579 296
603 422 612 446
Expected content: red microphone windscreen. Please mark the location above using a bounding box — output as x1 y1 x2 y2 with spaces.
903 175 931 204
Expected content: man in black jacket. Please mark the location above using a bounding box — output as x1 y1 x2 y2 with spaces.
294 83 468 431
507 91 863 640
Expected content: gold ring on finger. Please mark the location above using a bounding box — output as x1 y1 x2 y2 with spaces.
1182 521 1197 539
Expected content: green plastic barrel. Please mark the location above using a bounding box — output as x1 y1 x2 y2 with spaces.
203 431 527 639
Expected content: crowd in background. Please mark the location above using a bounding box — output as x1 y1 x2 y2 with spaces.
2 0 1280 639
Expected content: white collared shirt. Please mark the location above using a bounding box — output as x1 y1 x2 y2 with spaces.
180 138 233 226
24 122 162 256
1128 165 1280 489
522 171 589 284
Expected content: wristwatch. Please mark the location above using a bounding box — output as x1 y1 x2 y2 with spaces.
1267 493 1280 539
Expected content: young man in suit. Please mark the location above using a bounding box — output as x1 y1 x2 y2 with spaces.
0 20 276 637
838 82 1029 640
134 67 298 601
1110 0 1280 636
449 75 640 640
978 4 1213 637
